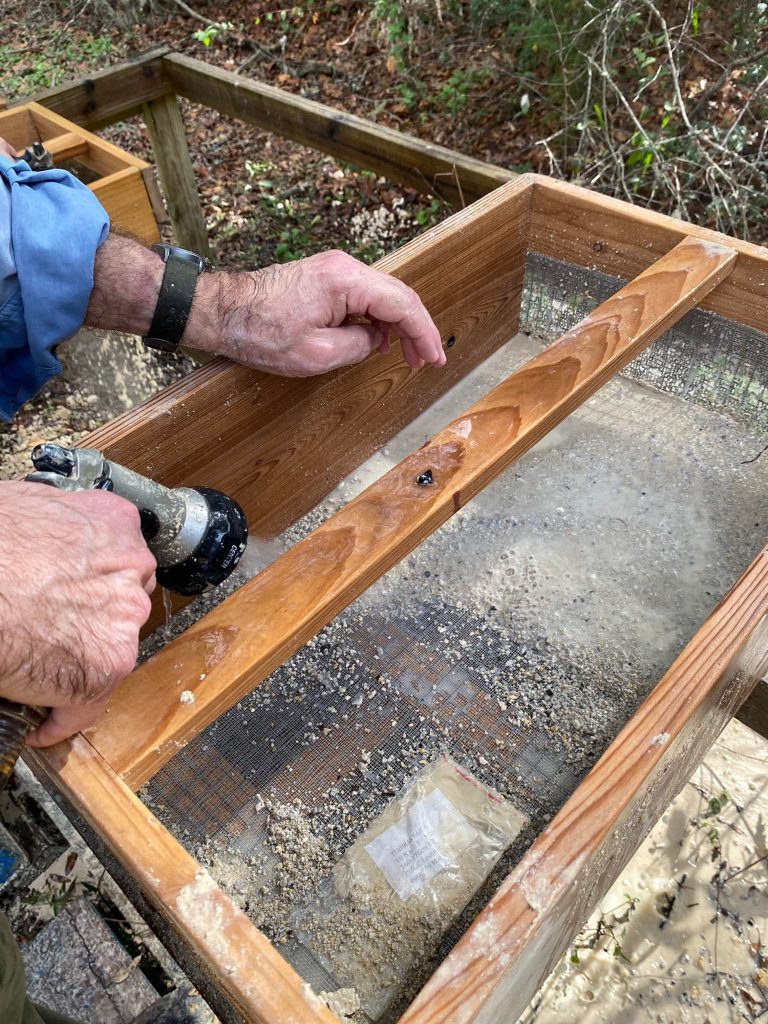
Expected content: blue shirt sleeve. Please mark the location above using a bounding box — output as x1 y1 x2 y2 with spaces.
0 156 109 421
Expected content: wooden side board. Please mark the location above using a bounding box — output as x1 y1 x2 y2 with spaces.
162 53 514 206
41 132 89 162
0 102 160 245
529 176 768 332
403 547 768 1024
85 235 737 788
79 176 533 635
27 46 171 130
27 738 338 1024
91 166 160 245
24 101 152 174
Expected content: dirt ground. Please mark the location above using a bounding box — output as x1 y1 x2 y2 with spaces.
523 719 768 1024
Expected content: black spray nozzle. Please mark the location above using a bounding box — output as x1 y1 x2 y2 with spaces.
157 487 248 596
31 443 76 477
27 444 248 597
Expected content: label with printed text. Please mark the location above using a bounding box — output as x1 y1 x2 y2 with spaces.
365 788 477 899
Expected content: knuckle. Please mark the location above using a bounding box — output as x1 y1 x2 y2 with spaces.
80 490 141 529
141 546 157 575
105 638 140 684
404 283 421 309
136 588 153 622
322 249 356 271
124 585 152 625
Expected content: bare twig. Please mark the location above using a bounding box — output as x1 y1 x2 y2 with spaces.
171 0 211 27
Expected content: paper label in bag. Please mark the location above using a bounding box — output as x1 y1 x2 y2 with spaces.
364 788 477 899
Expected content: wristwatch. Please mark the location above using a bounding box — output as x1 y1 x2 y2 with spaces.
142 244 215 353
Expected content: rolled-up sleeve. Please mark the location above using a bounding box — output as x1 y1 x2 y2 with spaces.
0 157 109 421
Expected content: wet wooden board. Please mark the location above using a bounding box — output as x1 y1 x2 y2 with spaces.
85 235 736 788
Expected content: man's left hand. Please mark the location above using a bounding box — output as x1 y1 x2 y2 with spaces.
187 249 446 375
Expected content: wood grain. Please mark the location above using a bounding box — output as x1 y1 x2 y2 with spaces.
530 176 768 332
163 53 514 207
26 738 337 1024
25 47 171 130
402 548 768 1024
91 167 160 245
26 102 153 174
0 102 158 242
736 677 768 740
142 93 212 258
0 105 36 145
85 235 737 788
78 177 532 636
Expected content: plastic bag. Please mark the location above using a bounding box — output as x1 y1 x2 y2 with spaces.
294 756 527 1021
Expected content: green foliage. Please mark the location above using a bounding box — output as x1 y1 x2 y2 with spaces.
0 36 112 99
437 68 489 115
374 0 413 75
192 22 234 48
414 198 441 226
369 0 765 239
24 878 79 917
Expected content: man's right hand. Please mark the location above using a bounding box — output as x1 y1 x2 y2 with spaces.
0 482 156 747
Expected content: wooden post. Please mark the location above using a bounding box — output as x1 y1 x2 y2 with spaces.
162 52 514 206
142 93 211 259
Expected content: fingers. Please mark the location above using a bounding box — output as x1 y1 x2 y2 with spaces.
343 261 446 369
0 136 16 160
306 324 388 373
74 490 157 587
26 699 109 748
314 252 445 370
401 336 426 370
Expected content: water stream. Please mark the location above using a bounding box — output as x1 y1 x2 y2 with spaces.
236 536 286 580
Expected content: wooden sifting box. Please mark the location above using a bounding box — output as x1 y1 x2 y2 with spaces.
24 174 768 1024
0 101 160 244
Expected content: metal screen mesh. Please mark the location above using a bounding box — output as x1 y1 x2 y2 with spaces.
521 253 768 428
140 254 767 1022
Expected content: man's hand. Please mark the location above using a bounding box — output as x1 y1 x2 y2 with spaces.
0 483 156 747
85 238 446 376
187 250 446 374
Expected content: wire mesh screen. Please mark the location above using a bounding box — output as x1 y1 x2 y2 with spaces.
141 254 767 1023
521 252 768 428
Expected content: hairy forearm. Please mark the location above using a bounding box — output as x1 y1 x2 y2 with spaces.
84 232 222 350
82 234 444 374
84 233 165 336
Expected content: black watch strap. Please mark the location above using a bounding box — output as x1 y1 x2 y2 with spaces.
143 244 213 353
